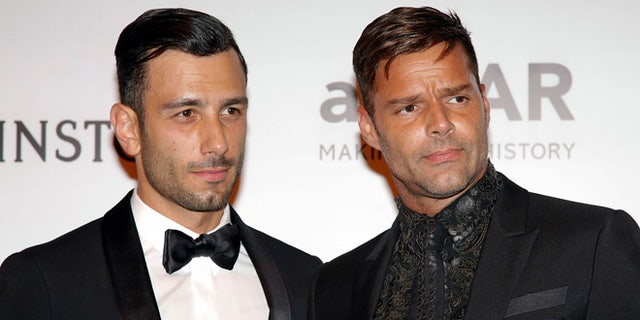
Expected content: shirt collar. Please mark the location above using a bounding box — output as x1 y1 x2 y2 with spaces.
395 161 501 252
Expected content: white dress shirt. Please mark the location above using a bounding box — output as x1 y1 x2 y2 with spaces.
131 191 269 320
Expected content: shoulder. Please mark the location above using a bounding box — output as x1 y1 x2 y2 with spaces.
5 218 104 267
316 229 390 285
527 191 633 233
0 217 106 317
231 207 322 267
309 230 392 320
324 231 388 267
498 172 632 233
244 224 322 267
498 169 639 236
0 191 134 286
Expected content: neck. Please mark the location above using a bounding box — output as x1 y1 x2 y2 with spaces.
174 210 224 234
135 187 225 234
396 164 490 217
399 196 458 217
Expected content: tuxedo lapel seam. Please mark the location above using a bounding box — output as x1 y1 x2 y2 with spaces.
354 224 399 319
465 223 539 319
102 191 161 320
231 209 291 320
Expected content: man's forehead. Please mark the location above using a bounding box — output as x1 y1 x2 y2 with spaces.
377 42 462 80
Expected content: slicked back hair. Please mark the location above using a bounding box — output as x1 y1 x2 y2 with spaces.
114 8 247 126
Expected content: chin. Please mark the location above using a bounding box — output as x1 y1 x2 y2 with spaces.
426 176 469 199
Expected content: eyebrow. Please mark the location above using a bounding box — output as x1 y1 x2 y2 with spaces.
384 83 473 107
162 98 203 111
386 94 423 107
438 83 473 97
222 96 249 108
161 96 249 111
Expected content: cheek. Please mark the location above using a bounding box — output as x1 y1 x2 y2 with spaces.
171 140 179 152
228 124 247 146
455 111 487 135
157 128 195 156
380 128 416 158
157 130 180 152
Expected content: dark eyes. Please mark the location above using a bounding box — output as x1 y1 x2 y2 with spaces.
448 96 468 104
221 107 242 116
397 96 468 115
175 107 243 119
399 105 416 114
178 109 194 118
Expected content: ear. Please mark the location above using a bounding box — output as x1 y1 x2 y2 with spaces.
110 103 141 157
480 83 491 126
357 105 382 151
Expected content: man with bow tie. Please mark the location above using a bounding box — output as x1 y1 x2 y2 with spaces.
0 8 321 320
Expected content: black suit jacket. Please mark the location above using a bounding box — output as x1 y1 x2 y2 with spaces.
310 174 640 319
0 191 321 320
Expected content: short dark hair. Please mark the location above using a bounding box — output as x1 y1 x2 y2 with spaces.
115 8 247 123
353 6 478 116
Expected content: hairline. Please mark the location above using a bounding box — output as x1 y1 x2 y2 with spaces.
365 40 480 117
133 47 247 128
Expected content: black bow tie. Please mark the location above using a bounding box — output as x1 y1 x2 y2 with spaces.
162 223 240 274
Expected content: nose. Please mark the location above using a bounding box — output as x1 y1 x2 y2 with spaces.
200 116 229 156
427 104 454 137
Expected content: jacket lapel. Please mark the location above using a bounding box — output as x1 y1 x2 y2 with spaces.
102 191 161 320
352 220 400 320
465 175 539 320
231 208 291 320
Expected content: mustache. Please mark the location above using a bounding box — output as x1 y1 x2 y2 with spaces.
188 156 237 170
422 138 463 155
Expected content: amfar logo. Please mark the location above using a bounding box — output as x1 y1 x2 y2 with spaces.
319 63 576 161
0 120 112 162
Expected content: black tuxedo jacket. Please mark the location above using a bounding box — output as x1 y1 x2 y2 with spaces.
310 174 640 319
0 191 321 320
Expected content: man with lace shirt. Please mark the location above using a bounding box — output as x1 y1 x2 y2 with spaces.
309 6 640 320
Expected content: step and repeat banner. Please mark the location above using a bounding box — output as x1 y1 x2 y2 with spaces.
1 0 639 262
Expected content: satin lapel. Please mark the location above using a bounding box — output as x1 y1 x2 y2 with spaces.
352 221 400 320
102 191 161 320
231 208 291 320
465 175 539 320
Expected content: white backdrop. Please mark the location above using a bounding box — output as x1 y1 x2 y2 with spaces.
1 0 639 263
